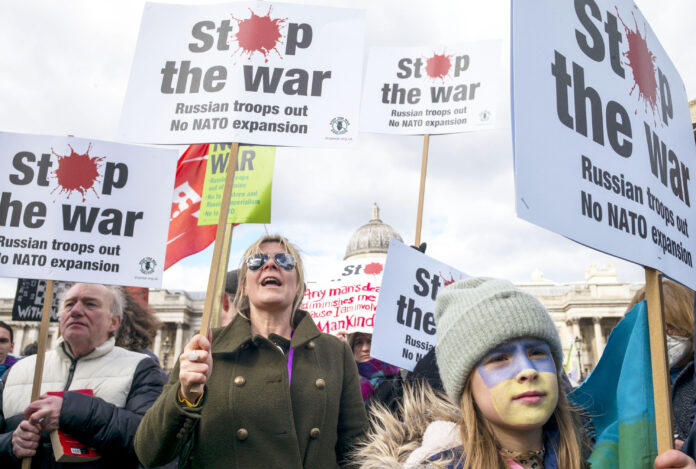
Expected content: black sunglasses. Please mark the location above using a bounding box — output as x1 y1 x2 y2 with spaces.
246 253 296 272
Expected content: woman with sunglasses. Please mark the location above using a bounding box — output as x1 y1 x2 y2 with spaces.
135 234 368 469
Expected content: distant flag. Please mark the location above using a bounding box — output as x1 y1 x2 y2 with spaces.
164 144 216 269
569 301 657 468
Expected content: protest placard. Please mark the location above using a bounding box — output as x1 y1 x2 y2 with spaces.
11 279 72 322
199 144 274 225
371 239 467 370
302 256 385 335
119 1 365 147
0 132 177 287
361 41 500 135
512 0 696 291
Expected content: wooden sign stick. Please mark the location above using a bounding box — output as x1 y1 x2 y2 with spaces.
210 222 235 328
200 142 239 337
21 279 54 469
644 267 674 454
190 142 239 394
414 134 430 246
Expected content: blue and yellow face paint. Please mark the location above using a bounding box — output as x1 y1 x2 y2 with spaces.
474 338 558 428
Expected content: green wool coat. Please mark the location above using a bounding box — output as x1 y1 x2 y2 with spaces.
135 310 368 469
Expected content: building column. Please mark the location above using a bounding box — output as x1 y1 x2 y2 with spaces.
26 324 38 345
173 323 184 362
153 328 162 358
13 324 25 355
593 317 605 364
571 318 583 371
49 325 58 350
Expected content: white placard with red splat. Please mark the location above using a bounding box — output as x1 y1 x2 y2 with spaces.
302 256 385 336
512 1 696 290
119 1 365 147
0 132 177 287
371 239 467 371
360 41 501 135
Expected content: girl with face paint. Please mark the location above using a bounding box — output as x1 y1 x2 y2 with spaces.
431 278 585 469
354 278 696 469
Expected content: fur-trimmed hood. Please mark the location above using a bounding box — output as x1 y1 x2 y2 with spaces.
352 381 463 468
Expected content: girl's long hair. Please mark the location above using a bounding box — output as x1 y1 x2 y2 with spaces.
458 371 590 469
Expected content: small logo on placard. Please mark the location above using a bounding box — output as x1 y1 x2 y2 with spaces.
139 257 157 274
330 117 350 135
479 110 491 122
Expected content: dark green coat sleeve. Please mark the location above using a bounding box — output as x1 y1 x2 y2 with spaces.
134 361 204 466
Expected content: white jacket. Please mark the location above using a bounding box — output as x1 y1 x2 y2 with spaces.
2 337 148 418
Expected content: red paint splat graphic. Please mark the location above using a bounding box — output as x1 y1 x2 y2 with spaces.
364 262 383 275
425 53 452 81
51 144 104 202
232 7 287 62
440 272 456 287
616 9 658 117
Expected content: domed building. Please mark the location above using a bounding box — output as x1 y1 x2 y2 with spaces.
344 204 403 260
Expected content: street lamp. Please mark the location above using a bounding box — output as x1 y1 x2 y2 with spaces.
574 336 584 382
162 336 171 370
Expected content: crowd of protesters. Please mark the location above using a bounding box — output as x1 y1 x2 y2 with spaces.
0 234 695 468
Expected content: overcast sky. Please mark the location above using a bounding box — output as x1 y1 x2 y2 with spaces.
0 0 694 296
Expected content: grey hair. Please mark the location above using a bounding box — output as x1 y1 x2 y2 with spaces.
107 286 125 319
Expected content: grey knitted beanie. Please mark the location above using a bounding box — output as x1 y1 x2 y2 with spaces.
434 277 563 404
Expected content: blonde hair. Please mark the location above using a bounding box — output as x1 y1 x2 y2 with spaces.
233 234 306 325
457 370 589 469
627 278 694 353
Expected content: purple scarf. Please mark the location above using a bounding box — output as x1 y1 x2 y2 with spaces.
357 358 399 402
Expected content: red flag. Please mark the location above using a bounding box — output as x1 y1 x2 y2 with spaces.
164 144 216 269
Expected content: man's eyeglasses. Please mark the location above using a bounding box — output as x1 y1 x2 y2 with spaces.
246 253 296 272
0 338 10 344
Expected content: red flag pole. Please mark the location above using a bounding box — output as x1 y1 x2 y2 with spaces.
414 134 430 246
644 267 674 454
21 280 54 469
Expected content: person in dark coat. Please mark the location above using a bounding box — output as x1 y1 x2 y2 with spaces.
626 279 695 445
627 279 696 458
117 288 168 383
135 234 367 469
220 269 240 327
347 332 399 404
0 321 17 377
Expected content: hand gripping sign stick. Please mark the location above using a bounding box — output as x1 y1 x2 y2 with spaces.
414 134 430 246
21 280 54 469
189 142 239 395
644 267 674 454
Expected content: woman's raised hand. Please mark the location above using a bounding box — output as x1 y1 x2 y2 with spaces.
179 331 213 402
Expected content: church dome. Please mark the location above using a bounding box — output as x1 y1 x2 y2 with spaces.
344 204 403 260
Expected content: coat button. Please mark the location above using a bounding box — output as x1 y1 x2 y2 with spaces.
315 378 325 389
234 376 246 386
306 340 315 349
309 428 320 439
236 428 248 441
